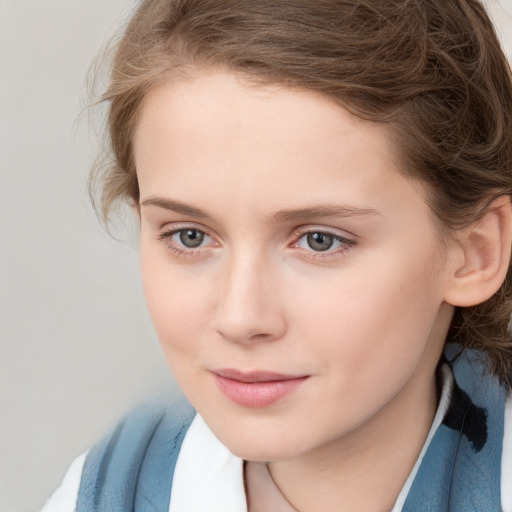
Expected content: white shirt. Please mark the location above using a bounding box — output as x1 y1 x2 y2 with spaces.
41 373 512 512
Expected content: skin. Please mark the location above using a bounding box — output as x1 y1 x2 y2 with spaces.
134 70 462 511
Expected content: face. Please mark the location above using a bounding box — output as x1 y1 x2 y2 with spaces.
134 70 456 463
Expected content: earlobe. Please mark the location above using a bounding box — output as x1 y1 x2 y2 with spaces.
444 195 512 307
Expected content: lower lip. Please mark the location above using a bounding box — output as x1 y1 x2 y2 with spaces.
213 374 308 408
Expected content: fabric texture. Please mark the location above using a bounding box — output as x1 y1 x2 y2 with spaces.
402 346 505 511
40 452 89 512
75 346 508 511
76 397 195 512
169 414 247 512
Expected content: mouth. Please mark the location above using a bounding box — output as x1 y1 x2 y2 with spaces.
212 368 309 408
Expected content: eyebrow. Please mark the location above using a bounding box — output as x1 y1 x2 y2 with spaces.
141 196 210 218
271 205 380 222
141 196 381 222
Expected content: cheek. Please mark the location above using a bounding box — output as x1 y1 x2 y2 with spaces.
289 246 445 382
140 250 213 356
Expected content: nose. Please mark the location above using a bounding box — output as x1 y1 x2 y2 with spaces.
213 251 286 344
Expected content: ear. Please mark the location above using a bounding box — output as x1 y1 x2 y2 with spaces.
443 195 512 307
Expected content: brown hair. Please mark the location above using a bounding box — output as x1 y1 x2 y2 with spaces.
91 0 512 384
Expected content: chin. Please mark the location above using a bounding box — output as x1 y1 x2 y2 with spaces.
212 422 309 463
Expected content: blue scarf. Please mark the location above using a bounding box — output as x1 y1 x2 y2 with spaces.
77 346 506 512
403 346 505 511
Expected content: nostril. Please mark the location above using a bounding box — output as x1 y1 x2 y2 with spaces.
249 332 273 341
216 326 274 344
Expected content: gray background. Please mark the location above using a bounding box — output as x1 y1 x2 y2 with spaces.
1 2 175 511
1 1 511 511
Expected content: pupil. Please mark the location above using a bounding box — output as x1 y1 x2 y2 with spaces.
307 232 333 252
180 229 204 248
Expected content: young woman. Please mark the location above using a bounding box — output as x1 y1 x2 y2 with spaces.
43 1 512 510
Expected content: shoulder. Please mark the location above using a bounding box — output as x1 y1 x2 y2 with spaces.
40 451 89 512
40 396 196 512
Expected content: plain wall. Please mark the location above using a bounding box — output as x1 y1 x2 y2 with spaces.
1 2 177 511
1 1 512 511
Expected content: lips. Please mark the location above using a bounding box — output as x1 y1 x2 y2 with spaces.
212 368 309 408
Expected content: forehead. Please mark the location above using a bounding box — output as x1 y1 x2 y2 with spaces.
133 70 432 225
135 70 385 153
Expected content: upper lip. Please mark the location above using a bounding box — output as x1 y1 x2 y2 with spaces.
213 368 308 383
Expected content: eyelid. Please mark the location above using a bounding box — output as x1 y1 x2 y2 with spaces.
158 222 218 241
291 225 357 242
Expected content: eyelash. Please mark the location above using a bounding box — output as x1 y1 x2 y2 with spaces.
157 226 217 259
156 226 356 260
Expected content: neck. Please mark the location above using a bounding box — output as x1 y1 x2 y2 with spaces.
266 369 439 512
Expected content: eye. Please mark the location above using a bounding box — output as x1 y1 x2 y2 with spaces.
303 232 337 252
176 229 206 248
157 226 216 255
293 229 355 256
